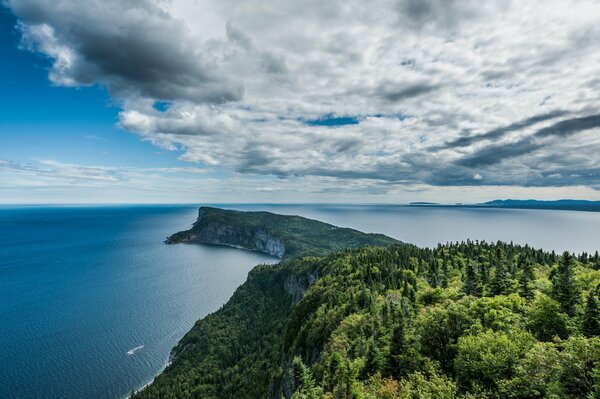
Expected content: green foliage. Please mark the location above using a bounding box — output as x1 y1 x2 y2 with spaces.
415 301 474 372
455 329 535 391
135 209 600 399
526 294 569 341
166 207 399 259
551 251 581 317
584 289 600 337
291 356 322 399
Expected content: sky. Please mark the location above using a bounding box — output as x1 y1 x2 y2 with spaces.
1 0 599 204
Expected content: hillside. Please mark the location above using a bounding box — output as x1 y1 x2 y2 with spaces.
165 206 399 259
135 208 600 399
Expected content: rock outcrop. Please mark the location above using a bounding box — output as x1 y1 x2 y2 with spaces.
165 207 286 258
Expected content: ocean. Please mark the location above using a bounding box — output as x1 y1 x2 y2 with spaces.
0 206 276 399
1 204 599 399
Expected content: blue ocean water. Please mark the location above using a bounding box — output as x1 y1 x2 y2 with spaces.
1 204 599 399
0 206 276 399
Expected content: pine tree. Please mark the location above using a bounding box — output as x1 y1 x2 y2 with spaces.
551 252 580 317
583 290 600 337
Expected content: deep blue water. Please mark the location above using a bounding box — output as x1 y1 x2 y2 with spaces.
0 206 276 399
1 205 599 399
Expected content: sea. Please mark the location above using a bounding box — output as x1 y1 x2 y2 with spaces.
1 204 599 399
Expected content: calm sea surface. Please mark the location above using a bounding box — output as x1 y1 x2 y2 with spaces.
0 206 276 399
1 204 599 399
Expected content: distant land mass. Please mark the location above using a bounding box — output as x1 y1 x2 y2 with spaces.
410 199 600 212
134 206 600 399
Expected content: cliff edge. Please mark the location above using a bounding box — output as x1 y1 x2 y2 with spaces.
165 206 398 259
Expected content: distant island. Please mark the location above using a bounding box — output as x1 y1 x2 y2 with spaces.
134 207 600 399
410 199 600 212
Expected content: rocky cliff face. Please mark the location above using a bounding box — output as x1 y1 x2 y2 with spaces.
166 208 286 258
284 270 319 306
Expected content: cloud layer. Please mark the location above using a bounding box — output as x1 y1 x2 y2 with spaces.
6 0 600 196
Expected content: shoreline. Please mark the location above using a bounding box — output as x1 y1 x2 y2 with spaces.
124 356 172 399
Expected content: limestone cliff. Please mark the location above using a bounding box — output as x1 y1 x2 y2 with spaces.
165 206 398 260
165 207 286 258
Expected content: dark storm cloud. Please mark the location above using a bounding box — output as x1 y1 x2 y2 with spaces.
9 0 243 102
534 114 600 138
453 114 600 168
440 110 569 149
379 83 440 102
456 139 542 167
396 0 485 30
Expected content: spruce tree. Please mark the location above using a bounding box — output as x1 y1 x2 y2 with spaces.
583 290 600 337
491 261 509 296
463 261 481 296
389 318 407 378
441 259 449 288
519 258 535 299
551 252 580 317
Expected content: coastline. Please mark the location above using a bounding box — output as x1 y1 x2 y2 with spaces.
125 356 172 399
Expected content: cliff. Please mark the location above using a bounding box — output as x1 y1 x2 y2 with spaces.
134 208 401 399
166 207 286 257
165 206 397 259
133 208 600 399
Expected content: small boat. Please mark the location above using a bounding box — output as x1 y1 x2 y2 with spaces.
127 345 144 356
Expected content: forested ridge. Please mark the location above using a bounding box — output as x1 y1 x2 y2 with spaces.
134 215 600 398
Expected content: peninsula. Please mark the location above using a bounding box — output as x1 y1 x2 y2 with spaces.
135 207 600 399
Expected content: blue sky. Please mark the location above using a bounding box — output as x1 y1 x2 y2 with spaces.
1 1 599 204
0 8 186 169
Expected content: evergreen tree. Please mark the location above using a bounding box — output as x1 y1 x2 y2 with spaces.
365 339 385 376
491 261 510 296
291 356 321 399
519 259 536 299
583 290 600 337
389 319 407 378
551 252 580 317
463 261 481 296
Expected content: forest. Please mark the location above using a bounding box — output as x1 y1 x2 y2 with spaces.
135 216 600 398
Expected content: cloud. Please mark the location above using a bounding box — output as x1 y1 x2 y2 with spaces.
456 139 542 168
378 83 440 102
10 0 244 102
534 114 600 138
454 113 600 167
5 0 600 196
395 0 489 31
440 110 569 149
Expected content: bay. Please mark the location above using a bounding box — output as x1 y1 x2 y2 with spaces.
1 204 599 399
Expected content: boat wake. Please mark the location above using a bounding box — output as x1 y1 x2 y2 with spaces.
127 345 144 356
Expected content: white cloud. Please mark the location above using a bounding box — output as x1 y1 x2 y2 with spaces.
5 0 600 200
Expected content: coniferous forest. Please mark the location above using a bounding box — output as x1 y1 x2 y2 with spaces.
135 235 600 399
